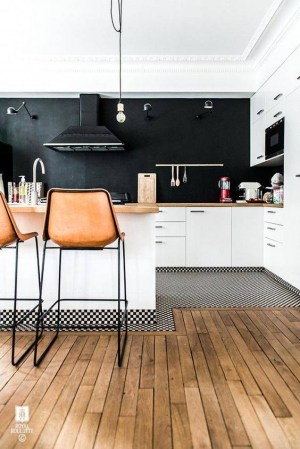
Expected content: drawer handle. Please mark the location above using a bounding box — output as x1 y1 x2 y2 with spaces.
155 241 164 244
257 109 264 115
190 210 205 213
267 243 276 248
273 111 283 118
257 155 264 159
267 227 276 231
274 93 283 101
297 76 300 80
158 210 163 213
155 226 164 228
267 211 276 213
295 175 300 177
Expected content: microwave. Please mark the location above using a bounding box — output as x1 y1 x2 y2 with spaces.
265 117 284 160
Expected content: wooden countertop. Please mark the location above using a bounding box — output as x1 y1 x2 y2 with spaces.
9 202 283 214
156 203 283 208
9 203 159 214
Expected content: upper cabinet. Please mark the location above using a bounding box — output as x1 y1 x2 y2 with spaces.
264 64 287 113
283 48 300 97
250 118 265 166
250 90 265 124
250 46 300 167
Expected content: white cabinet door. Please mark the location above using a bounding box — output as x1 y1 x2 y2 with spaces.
265 104 285 129
232 208 263 267
186 208 231 267
250 117 265 166
251 90 265 123
281 86 300 289
283 46 300 97
264 64 287 112
264 239 284 277
155 237 186 267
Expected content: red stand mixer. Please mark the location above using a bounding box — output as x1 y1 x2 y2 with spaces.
218 177 232 203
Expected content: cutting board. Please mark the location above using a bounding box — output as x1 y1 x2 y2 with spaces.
138 173 157 203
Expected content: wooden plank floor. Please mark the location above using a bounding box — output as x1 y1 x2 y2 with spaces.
1 308 300 448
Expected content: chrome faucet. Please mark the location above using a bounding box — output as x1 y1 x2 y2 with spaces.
32 158 45 205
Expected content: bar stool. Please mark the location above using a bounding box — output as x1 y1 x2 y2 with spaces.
0 192 40 365
34 188 128 367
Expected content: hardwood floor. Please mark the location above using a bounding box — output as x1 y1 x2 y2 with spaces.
1 308 300 448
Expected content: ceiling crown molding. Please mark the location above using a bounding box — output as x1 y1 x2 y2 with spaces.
4 53 246 64
252 5 300 68
2 53 253 75
242 0 285 60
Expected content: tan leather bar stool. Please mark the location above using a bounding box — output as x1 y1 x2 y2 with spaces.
0 192 40 365
34 188 128 367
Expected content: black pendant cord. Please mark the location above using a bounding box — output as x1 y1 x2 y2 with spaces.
110 0 123 103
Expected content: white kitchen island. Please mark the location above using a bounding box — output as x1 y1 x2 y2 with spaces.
0 204 158 322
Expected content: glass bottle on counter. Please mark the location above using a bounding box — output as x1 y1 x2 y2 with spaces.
0 174 4 194
18 176 27 204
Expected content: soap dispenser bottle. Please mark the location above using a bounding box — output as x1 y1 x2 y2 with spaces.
19 176 26 204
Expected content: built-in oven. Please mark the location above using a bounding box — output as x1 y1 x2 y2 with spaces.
265 117 284 160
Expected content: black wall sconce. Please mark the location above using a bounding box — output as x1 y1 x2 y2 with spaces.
195 100 213 119
7 102 37 119
144 103 152 120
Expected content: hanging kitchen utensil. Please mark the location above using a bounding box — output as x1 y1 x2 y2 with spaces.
176 165 180 187
183 166 187 183
171 165 175 187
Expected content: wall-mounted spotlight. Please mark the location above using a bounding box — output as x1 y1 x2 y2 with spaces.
144 103 152 120
196 100 213 119
6 102 37 119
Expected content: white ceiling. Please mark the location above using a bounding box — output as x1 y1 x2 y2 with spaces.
0 0 299 94
0 0 285 57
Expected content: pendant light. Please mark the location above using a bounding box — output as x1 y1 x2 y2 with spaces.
111 0 125 123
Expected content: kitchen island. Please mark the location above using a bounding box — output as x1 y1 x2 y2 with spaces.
0 204 159 325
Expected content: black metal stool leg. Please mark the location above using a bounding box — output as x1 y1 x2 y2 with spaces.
117 238 128 367
57 249 62 333
11 240 20 365
34 244 62 366
117 239 121 366
11 239 41 366
122 238 128 346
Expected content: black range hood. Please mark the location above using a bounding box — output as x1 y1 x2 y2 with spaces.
44 94 125 152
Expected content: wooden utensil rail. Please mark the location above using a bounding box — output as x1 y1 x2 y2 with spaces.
155 164 224 167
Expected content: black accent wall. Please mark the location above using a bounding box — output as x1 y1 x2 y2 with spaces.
0 97 279 202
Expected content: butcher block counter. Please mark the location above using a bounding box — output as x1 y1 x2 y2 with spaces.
156 202 283 207
9 203 159 214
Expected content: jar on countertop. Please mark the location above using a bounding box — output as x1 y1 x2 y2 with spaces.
273 186 284 204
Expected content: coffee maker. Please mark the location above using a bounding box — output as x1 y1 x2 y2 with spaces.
218 177 232 203
237 182 262 202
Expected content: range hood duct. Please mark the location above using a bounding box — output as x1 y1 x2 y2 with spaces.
44 94 125 152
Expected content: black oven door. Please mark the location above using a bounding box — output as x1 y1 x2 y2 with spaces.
265 117 284 160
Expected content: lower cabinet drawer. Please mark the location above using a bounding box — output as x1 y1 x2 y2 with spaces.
264 222 284 243
264 238 284 277
155 221 186 237
155 237 186 267
156 207 186 222
264 208 284 225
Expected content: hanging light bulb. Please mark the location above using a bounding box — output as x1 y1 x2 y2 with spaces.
111 0 126 123
116 102 126 123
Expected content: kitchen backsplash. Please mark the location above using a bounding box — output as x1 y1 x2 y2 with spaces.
0 97 281 202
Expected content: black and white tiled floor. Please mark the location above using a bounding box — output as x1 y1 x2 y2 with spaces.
129 270 300 332
1 270 300 332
